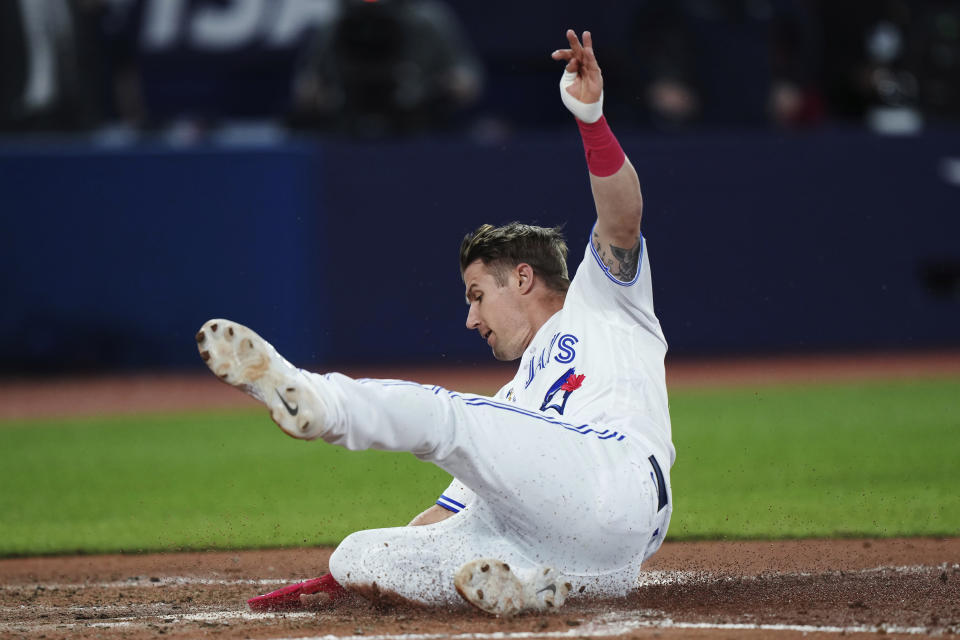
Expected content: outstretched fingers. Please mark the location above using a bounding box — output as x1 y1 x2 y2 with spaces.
554 30 584 73
566 29 583 56
553 30 596 69
553 30 599 77
580 30 599 71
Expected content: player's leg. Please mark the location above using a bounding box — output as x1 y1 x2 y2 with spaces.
312 372 665 573
289 370 670 608
327 499 572 613
245 502 575 614
326 496 672 613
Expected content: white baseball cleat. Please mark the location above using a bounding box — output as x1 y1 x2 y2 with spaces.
454 558 570 617
196 319 328 440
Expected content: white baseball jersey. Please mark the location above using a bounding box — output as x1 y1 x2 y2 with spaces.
317 224 674 602
436 225 674 515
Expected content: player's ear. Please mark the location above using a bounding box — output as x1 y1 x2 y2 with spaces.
516 263 535 294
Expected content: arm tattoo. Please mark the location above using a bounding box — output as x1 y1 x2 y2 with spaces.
593 230 642 282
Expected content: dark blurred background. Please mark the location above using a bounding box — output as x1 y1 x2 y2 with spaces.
1 0 959 375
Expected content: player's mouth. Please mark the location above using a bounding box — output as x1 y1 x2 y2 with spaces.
483 330 493 344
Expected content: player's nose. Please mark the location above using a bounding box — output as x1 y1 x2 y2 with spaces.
465 304 480 330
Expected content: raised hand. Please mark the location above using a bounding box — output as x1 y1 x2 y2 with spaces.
551 29 603 105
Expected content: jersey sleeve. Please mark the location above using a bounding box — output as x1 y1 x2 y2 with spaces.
436 478 474 513
567 223 665 342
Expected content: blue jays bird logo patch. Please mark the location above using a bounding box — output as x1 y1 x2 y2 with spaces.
540 368 585 415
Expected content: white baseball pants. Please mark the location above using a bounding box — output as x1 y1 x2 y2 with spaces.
310 373 672 605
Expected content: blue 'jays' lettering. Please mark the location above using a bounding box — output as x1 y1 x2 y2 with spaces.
545 332 560 363
525 332 579 388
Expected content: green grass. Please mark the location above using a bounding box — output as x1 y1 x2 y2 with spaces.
0 411 451 556
1 377 958 555
669 378 960 539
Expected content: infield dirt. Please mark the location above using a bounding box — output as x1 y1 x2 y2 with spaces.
1 538 958 640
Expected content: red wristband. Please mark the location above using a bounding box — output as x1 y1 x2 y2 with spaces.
576 115 626 177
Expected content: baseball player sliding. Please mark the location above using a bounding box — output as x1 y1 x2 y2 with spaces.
197 29 674 616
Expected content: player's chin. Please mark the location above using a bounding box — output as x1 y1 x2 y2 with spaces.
491 343 522 362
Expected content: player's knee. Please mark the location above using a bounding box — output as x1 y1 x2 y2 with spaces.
328 532 361 585
328 529 385 586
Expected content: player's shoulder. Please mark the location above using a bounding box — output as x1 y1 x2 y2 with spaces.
567 246 645 304
563 233 659 332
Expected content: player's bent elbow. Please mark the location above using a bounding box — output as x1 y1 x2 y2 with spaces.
408 504 457 526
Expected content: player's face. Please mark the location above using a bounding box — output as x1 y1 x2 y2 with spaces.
463 260 530 361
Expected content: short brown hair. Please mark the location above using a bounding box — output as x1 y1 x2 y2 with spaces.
459 222 570 293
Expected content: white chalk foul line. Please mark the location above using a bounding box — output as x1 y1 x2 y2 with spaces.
0 607 315 632
636 563 959 587
0 576 290 591
25 608 947 637
6 563 953 592
84 609 317 629
262 611 946 640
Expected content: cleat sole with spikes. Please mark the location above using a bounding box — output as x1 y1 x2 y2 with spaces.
196 318 327 440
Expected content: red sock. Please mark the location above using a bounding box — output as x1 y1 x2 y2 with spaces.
316 573 347 599
577 115 626 177
247 572 347 611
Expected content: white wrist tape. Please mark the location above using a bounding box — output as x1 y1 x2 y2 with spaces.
559 71 603 123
